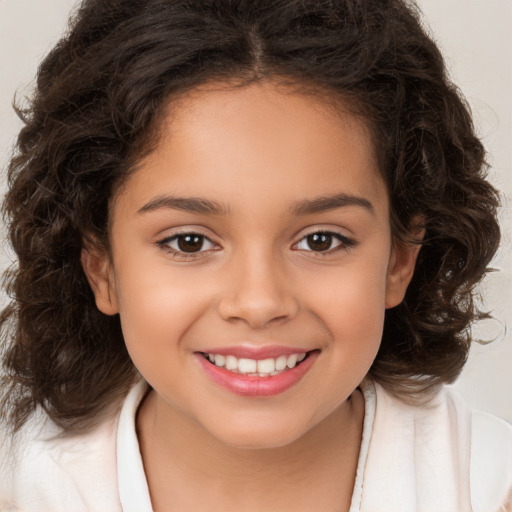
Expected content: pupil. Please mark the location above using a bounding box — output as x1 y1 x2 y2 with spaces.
308 233 332 251
178 235 203 252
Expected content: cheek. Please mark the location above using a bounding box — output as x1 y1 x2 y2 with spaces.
306 254 389 350
112 260 211 360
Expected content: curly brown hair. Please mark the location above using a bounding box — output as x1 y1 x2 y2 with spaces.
1 0 500 432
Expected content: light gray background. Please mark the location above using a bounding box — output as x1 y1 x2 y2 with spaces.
1 0 511 421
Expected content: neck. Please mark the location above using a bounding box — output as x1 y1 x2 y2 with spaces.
137 389 365 512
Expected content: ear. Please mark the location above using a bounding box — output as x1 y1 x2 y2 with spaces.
385 228 424 309
81 242 119 316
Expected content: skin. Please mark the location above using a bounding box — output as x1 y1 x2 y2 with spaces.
83 80 422 511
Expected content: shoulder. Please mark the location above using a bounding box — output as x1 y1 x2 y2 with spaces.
470 408 512 511
0 404 122 512
359 381 512 512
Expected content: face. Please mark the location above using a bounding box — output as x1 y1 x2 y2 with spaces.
83 81 420 449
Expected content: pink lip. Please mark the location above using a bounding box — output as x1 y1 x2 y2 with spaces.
195 350 319 397
198 345 312 360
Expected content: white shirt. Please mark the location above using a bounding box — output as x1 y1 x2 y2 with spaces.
1 380 511 511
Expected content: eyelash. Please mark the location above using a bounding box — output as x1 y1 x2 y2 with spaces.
156 230 356 261
156 232 219 261
293 230 356 256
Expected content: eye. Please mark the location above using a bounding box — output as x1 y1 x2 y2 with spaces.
294 231 354 253
157 233 218 259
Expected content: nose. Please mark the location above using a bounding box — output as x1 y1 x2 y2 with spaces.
217 247 299 329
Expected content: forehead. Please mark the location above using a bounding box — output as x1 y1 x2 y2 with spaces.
115 80 388 220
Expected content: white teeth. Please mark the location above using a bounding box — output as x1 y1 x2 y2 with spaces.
286 354 298 368
257 358 275 374
204 352 308 376
238 358 257 373
214 354 225 367
275 355 287 371
225 355 238 371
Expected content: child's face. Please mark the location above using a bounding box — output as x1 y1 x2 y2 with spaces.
83 80 419 448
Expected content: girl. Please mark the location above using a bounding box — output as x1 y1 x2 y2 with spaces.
1 1 511 511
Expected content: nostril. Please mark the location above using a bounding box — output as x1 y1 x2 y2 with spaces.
217 277 299 328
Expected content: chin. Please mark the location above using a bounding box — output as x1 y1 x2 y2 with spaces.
217 431 304 451
204 414 315 451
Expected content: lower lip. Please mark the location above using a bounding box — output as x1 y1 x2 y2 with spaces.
195 351 319 397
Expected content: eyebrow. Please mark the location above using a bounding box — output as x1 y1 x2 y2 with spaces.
138 195 230 216
290 193 374 216
137 192 374 216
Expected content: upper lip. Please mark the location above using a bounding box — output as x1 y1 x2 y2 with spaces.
196 345 316 360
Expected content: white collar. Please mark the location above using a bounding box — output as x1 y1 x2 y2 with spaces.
117 380 153 512
115 380 377 512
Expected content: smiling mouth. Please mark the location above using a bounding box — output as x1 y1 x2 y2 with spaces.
200 351 316 378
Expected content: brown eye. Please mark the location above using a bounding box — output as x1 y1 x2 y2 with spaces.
306 233 333 251
177 234 205 252
294 231 354 254
158 233 217 256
